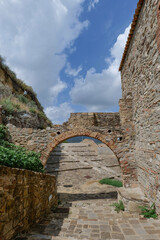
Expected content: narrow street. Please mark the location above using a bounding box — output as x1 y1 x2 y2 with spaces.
16 143 160 240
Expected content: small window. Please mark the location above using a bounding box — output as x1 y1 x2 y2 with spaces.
117 137 123 141
57 131 61 135
108 130 112 133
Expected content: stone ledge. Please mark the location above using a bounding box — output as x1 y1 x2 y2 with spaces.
118 186 150 213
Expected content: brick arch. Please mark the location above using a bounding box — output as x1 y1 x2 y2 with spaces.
157 1 160 53
41 128 122 168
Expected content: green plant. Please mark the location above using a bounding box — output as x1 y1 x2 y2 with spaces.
0 141 44 172
0 125 44 173
112 200 125 213
38 111 47 120
28 100 37 109
29 107 36 114
99 178 123 187
139 203 158 219
0 98 20 114
16 94 29 104
0 125 8 141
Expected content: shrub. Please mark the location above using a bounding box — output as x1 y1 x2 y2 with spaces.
99 178 123 187
0 98 20 114
0 125 44 173
0 125 8 141
112 200 125 213
38 111 47 120
0 141 44 172
17 94 29 104
28 100 37 109
139 203 158 219
29 107 36 114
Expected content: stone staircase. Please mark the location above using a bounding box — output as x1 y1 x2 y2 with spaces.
45 143 121 191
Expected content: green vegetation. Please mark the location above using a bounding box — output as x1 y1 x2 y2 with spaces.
0 125 44 172
0 55 44 112
0 56 52 127
0 56 36 96
16 94 30 104
139 203 158 219
37 111 47 119
0 125 9 141
112 200 125 213
99 178 123 187
0 97 20 114
29 107 36 114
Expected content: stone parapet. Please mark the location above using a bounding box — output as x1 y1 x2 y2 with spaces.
0 165 57 240
63 112 121 128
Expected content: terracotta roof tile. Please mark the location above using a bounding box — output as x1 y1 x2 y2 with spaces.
119 0 144 71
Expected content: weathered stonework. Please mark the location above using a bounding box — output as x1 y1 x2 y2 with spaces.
1 106 49 129
120 0 160 211
0 0 159 223
157 1 160 52
6 111 137 187
0 165 57 240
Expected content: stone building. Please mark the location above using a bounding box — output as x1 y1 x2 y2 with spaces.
119 0 160 210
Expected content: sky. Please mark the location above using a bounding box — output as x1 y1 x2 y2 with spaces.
0 0 138 124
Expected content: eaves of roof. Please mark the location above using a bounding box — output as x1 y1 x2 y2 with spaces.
119 0 144 71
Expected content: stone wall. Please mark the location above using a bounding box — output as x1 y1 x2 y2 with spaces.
0 165 57 240
0 105 50 129
63 112 120 129
7 117 138 187
157 1 160 52
120 0 160 209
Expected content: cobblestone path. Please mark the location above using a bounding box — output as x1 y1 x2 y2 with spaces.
15 143 160 240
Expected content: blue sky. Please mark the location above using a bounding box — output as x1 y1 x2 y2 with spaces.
0 0 138 123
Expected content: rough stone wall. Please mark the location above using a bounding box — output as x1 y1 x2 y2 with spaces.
0 165 57 240
0 105 49 129
120 0 160 208
64 112 120 129
7 115 137 187
157 1 160 52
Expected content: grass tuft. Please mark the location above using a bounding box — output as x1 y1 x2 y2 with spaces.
99 178 123 187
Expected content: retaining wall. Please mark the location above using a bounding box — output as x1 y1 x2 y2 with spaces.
0 166 57 240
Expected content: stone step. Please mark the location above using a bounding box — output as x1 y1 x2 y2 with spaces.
60 143 90 147
48 166 93 172
70 148 95 152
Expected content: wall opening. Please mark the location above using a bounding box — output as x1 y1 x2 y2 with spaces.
45 135 122 194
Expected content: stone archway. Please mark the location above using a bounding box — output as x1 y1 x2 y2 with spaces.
41 128 121 168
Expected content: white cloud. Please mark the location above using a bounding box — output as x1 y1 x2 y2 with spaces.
45 102 73 124
70 26 130 111
88 0 100 11
0 0 88 106
49 79 67 102
65 63 82 77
